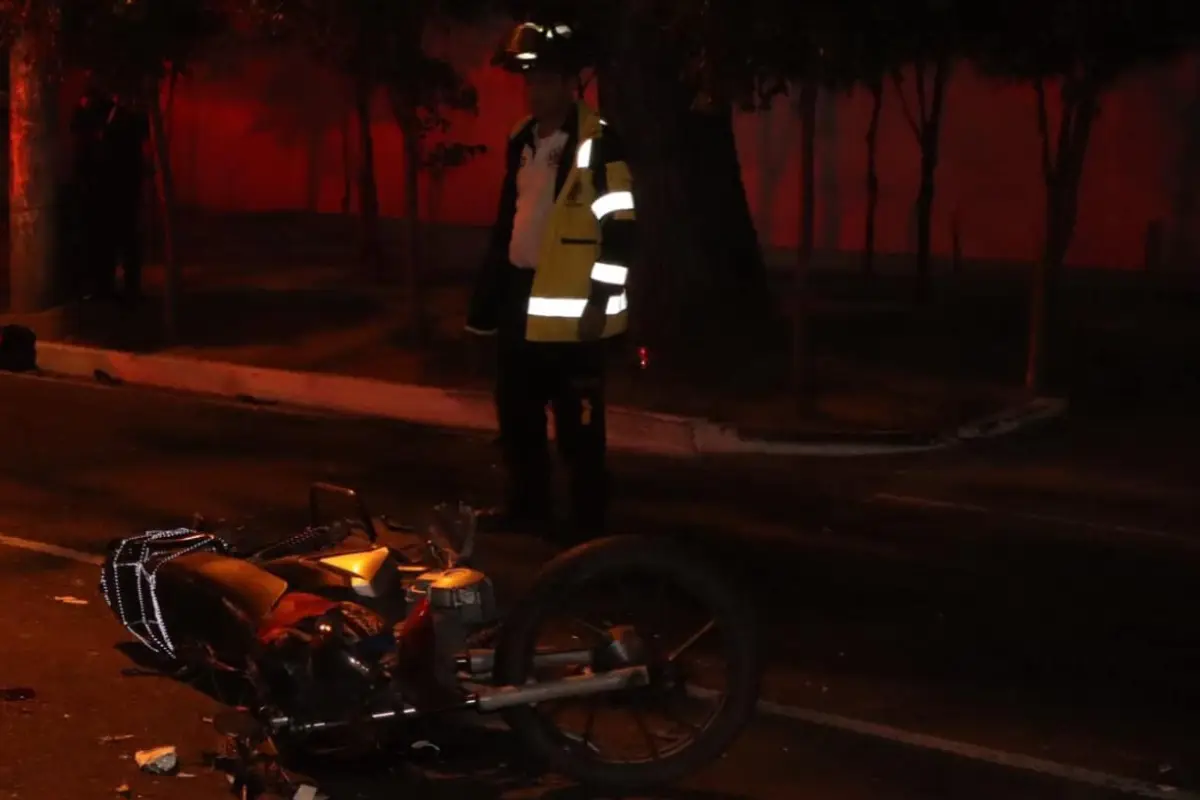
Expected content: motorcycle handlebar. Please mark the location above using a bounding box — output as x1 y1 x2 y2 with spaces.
309 483 376 544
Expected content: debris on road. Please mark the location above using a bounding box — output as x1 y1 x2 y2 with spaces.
115 783 132 798
411 739 441 756
53 595 89 605
121 666 166 678
134 745 179 775
99 734 136 744
293 785 326 800
0 686 35 701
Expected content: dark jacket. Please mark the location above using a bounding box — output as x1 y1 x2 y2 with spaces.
466 111 579 338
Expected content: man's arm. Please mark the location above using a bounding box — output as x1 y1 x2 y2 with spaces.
587 127 636 305
466 121 527 334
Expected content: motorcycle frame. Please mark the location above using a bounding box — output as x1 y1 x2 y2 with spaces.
264 592 653 738
267 658 650 735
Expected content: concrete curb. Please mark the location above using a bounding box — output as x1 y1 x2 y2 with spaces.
34 342 698 456
702 395 1069 457
32 341 1066 458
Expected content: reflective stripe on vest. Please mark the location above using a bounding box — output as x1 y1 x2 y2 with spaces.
528 292 628 318
590 190 633 220
575 137 594 169
577 136 633 288
589 261 627 285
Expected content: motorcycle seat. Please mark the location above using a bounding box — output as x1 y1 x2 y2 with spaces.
158 551 289 622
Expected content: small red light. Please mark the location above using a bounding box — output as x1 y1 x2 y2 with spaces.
636 346 649 370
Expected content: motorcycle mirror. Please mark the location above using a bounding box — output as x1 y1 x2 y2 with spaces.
309 483 376 544
458 502 477 561
426 501 477 567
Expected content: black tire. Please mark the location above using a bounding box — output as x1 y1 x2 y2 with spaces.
492 535 760 792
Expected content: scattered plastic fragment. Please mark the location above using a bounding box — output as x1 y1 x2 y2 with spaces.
53 595 89 605
411 740 441 755
0 687 35 702
121 667 165 678
115 783 132 799
293 786 321 800
134 745 179 775
100 734 136 744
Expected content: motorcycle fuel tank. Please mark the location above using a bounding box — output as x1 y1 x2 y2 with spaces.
317 547 394 597
265 546 404 603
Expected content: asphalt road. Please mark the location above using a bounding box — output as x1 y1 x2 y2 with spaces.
1 372 1198 799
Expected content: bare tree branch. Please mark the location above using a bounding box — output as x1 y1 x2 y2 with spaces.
914 58 928 122
1033 76 1054 182
890 68 921 140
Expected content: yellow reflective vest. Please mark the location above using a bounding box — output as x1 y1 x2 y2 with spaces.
522 102 636 342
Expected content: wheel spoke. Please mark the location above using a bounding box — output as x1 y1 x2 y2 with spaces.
569 616 610 642
581 697 600 750
543 698 572 721
615 578 640 626
631 708 662 761
659 698 704 735
521 557 743 768
669 619 716 663
650 579 671 639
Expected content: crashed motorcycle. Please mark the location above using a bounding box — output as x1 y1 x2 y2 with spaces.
99 483 760 792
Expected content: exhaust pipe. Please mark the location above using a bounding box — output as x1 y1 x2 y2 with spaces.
268 666 648 733
473 666 648 712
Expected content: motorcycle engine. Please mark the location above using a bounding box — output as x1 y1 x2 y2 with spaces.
257 601 393 719
405 568 497 655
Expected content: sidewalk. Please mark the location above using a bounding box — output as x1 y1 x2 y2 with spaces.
10 264 1058 457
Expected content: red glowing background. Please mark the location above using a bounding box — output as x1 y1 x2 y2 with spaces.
62 32 1200 273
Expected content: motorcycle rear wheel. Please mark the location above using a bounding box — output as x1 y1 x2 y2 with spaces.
491 535 760 792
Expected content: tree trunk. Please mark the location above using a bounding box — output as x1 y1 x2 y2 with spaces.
146 78 178 343
400 113 423 342
8 23 60 313
340 111 353 215
951 208 963 274
1026 77 1098 394
913 60 949 302
862 77 883 278
164 71 178 142
1168 59 1200 265
354 78 383 279
598 3 775 376
304 125 321 213
793 79 819 396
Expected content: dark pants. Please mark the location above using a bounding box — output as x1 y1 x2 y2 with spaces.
495 336 609 532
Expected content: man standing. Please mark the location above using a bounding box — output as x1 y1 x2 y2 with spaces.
467 20 637 540
69 82 148 303
97 93 150 304
68 83 112 300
